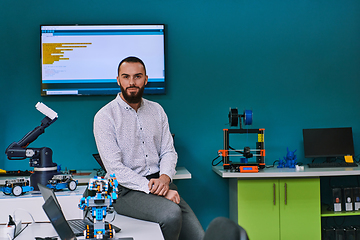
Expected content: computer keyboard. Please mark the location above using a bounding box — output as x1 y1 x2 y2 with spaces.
308 162 358 168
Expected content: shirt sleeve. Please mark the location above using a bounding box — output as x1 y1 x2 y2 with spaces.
93 108 151 193
158 107 178 180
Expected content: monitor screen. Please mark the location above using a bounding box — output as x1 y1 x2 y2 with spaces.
40 24 165 96
302 127 355 159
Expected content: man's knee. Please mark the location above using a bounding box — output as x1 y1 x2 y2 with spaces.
159 202 182 227
158 203 182 240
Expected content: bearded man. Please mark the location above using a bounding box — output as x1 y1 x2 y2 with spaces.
93 56 204 240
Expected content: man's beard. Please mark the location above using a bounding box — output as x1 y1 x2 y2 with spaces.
120 84 145 104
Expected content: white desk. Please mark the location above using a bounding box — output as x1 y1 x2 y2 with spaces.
0 167 191 224
0 186 86 224
0 166 191 240
0 167 191 185
212 165 360 178
6 214 164 240
173 166 191 179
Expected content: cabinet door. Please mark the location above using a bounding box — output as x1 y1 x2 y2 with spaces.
279 178 321 240
237 179 280 240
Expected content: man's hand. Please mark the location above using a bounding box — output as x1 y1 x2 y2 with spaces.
148 174 171 196
164 190 180 204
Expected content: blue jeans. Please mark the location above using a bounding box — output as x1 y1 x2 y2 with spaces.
113 182 204 240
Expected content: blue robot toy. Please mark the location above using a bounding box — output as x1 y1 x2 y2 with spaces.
278 148 297 168
79 174 119 239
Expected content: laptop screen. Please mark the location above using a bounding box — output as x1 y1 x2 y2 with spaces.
42 196 77 240
38 183 61 209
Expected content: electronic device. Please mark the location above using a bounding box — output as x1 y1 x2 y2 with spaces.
344 188 354 211
40 24 166 96
5 102 59 190
92 153 106 173
38 183 121 236
353 187 360 210
217 108 265 172
303 127 355 159
332 188 342 212
308 162 357 168
42 196 78 240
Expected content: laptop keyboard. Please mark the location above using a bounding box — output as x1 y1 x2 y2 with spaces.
67 218 121 236
68 219 92 235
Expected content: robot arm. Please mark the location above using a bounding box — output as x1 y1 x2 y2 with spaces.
4 103 59 190
5 102 58 160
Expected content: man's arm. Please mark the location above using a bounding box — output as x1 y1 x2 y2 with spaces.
158 110 178 182
94 108 150 193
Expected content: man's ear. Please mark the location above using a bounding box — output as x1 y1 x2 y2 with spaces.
116 76 121 86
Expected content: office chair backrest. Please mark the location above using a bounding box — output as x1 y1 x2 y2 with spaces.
203 217 249 240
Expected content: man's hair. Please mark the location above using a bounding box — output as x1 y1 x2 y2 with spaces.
117 56 146 75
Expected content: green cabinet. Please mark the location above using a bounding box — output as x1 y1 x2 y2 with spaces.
235 178 321 240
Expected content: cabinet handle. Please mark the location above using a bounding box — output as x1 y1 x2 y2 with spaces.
284 182 287 205
273 183 276 205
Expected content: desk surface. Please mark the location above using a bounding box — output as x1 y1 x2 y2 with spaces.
0 167 191 185
0 167 191 224
212 165 360 178
10 214 164 240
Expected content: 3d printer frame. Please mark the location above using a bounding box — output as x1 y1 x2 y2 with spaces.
219 128 265 172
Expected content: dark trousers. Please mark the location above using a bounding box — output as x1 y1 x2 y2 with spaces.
114 181 204 240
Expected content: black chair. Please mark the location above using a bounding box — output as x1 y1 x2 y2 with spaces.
204 217 249 240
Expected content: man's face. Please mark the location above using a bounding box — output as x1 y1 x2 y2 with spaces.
117 62 148 104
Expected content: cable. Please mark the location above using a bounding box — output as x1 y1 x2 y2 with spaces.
211 155 222 166
107 210 116 223
12 223 29 239
13 208 35 224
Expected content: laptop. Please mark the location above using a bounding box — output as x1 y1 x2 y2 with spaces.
42 195 77 240
92 153 107 173
38 183 121 236
42 196 133 240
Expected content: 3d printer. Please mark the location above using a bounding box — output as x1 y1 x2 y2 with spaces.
218 108 265 172
5 102 59 190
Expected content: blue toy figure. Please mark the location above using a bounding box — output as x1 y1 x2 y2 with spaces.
79 174 119 239
278 148 297 168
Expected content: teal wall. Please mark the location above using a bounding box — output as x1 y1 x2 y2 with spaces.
1 0 360 228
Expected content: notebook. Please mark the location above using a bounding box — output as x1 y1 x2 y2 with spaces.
38 183 121 236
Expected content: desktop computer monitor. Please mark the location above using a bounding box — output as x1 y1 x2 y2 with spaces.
302 127 355 161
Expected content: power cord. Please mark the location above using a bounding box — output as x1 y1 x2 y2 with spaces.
11 208 36 239
211 155 222 166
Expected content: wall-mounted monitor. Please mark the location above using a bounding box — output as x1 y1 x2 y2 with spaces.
40 24 165 96
303 127 355 159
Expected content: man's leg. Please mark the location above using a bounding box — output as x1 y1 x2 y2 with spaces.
177 197 205 240
114 187 182 240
